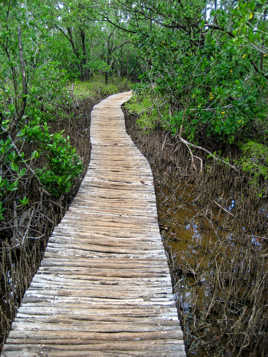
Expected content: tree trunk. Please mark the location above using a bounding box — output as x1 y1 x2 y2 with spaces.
105 71 109 85
79 28 89 80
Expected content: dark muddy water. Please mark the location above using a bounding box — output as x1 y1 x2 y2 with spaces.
156 178 267 357
125 110 268 357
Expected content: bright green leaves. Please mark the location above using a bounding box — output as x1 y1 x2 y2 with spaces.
19 117 82 197
0 175 18 195
19 196 29 207
36 132 82 197
0 0 84 222
130 0 267 146
49 0 111 81
0 115 83 220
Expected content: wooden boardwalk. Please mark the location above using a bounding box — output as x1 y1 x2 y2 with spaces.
3 92 186 356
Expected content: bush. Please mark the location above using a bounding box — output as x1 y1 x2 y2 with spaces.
99 84 118 97
0 115 83 221
239 141 268 194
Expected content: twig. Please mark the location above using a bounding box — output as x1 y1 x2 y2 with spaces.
178 135 239 172
17 26 28 121
7 133 50 196
213 200 234 217
184 138 197 171
161 132 168 151
194 155 203 173
21 208 34 246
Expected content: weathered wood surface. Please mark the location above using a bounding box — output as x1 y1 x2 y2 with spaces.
2 92 186 356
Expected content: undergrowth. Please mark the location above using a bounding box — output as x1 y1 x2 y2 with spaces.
72 75 132 100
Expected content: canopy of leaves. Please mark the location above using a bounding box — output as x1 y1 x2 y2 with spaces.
109 0 267 146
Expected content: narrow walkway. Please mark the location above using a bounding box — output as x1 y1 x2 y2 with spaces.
3 92 186 356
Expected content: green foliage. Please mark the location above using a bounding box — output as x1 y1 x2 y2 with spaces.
0 0 83 220
100 84 119 96
239 141 268 191
36 133 82 197
126 94 153 115
72 80 99 99
125 94 159 130
0 116 83 215
73 75 132 99
119 0 267 146
18 117 82 197
73 79 112 99
47 0 139 81
19 196 29 206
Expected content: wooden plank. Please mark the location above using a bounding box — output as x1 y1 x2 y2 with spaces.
2 92 185 356
3 342 186 357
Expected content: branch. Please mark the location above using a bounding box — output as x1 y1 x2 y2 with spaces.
66 27 80 58
55 25 80 58
104 17 137 34
2 44 19 117
250 59 268 80
178 134 239 172
6 131 51 196
203 24 268 79
111 40 130 54
115 0 189 33
6 0 11 19
251 40 266 71
18 26 28 121
213 200 234 216
204 24 235 38
55 24 69 41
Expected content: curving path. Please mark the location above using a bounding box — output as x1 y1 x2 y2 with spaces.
3 92 186 356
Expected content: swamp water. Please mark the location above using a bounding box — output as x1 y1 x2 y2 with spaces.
157 179 267 357
125 110 268 357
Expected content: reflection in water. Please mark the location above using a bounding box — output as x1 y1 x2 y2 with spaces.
156 181 267 357
251 235 262 247
228 199 236 211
